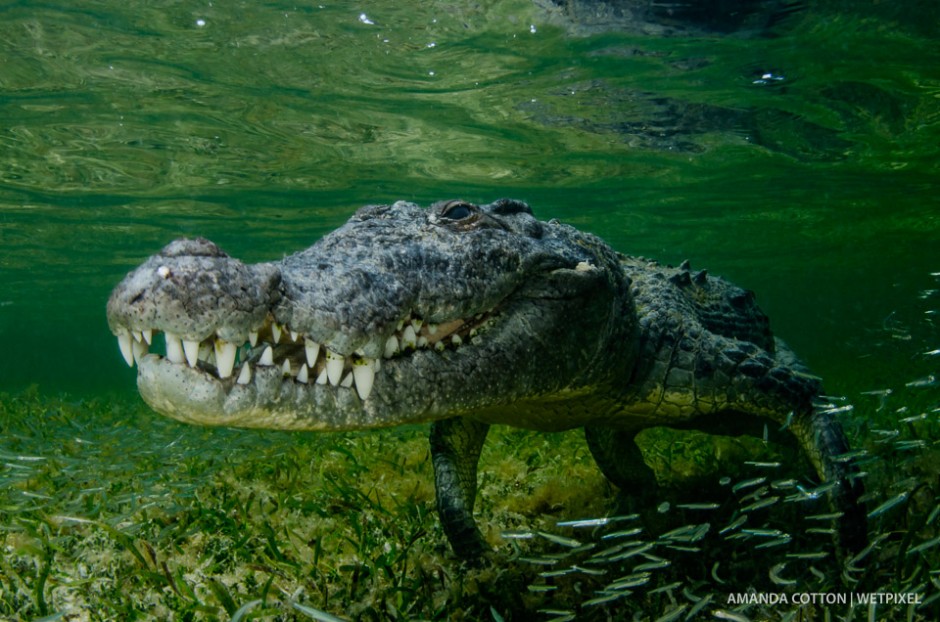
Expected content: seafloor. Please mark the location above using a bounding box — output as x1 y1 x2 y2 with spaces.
0 382 937 621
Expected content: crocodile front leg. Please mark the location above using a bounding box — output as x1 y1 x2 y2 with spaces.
429 417 490 560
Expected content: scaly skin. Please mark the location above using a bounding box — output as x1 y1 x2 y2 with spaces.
107 198 866 559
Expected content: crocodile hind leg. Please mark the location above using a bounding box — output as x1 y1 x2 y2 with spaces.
685 334 867 555
429 416 490 560
787 407 867 554
584 426 658 496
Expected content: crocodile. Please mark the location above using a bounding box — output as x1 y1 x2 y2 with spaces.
106 198 866 560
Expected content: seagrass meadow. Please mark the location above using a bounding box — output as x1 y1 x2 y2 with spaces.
1 0 939 619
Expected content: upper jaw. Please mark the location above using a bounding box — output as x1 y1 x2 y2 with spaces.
106 235 505 403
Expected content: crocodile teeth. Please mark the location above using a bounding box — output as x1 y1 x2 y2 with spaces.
353 360 375 400
259 346 274 366
316 368 328 384
132 338 148 363
305 340 321 368
271 323 282 343
165 333 185 364
290 330 299 342
142 329 153 345
117 333 134 367
183 339 200 367
248 331 259 347
236 363 252 385
325 350 344 386
297 364 309 384
281 359 292 376
340 372 353 388
384 335 399 358
401 325 417 350
215 341 237 378
198 342 212 363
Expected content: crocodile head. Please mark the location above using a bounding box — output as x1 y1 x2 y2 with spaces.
107 199 636 431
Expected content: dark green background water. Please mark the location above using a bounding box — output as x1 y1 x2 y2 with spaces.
1 0 937 399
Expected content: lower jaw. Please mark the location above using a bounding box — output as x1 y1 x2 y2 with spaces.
136 355 365 429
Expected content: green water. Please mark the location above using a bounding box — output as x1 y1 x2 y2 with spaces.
1 1 939 619
1 0 937 396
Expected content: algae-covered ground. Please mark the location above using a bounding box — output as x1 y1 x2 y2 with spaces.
1 382 937 621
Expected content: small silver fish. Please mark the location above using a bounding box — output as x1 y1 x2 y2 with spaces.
906 374 937 388
732 477 766 493
527 584 557 593
601 527 644 539
769 562 797 585
582 591 626 606
755 536 791 549
741 528 785 538
719 515 748 535
676 502 721 510
556 517 610 528
633 559 671 572
868 491 910 518
659 523 711 542
743 461 781 468
786 551 828 560
537 531 582 548
606 572 652 590
740 496 779 513
653 604 688 622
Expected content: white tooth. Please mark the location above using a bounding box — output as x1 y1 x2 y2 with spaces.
132 338 148 363
117 333 134 367
271 324 282 343
435 341 445 352
316 368 328 384
142 329 153 345
259 346 274 366
182 339 200 367
297 364 309 384
340 372 353 388
281 359 292 376
132 330 142 343
198 342 212 362
215 341 237 378
373 358 381 372
236 364 252 385
248 331 259 347
353 360 375 401
165 333 184 364
427 324 438 335
325 350 344 386
417 336 428 348
290 330 299 342
397 319 404 331
384 335 399 358
411 318 423 330
305 340 321 368
451 334 463 346
402 325 417 349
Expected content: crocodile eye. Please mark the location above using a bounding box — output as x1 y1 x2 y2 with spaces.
441 201 474 220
